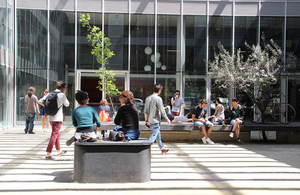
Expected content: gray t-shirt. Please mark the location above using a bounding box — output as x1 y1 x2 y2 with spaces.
24 95 38 114
171 96 184 113
144 94 167 124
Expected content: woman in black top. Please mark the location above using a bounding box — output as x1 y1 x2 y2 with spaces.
114 90 140 140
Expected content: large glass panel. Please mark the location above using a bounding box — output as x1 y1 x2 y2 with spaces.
209 16 233 60
184 15 207 114
7 67 13 126
235 16 258 56
0 65 5 128
50 11 75 70
104 13 129 70
77 12 102 70
0 0 6 50
234 16 258 118
130 14 155 120
17 9 47 69
156 15 181 108
287 17 300 122
260 17 284 48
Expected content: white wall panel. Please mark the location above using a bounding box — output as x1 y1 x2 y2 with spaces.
183 1 206 15
131 0 155 14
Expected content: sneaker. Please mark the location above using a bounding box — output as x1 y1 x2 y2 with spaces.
28 132 35 134
206 137 215 145
57 150 67 156
237 138 244 144
66 136 76 146
201 136 207 144
45 156 54 160
161 149 169 155
229 132 234 138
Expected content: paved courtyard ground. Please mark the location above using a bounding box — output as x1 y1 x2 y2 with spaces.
0 126 300 194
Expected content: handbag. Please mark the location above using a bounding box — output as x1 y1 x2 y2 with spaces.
99 110 111 122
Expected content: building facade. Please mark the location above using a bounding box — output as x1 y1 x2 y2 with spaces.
0 0 300 129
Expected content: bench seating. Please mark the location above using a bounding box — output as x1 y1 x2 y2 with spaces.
100 121 233 131
74 139 152 183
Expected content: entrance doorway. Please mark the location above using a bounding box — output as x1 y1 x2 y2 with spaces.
75 70 129 110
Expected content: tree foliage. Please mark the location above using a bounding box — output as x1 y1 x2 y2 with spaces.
208 40 298 122
79 13 120 114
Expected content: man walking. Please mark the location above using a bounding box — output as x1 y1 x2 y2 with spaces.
171 90 184 116
39 81 69 159
144 83 171 155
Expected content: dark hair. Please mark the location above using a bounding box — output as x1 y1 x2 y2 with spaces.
200 99 208 105
232 97 239 102
120 90 134 106
75 90 89 105
153 83 163 93
27 87 35 98
186 113 192 118
56 81 67 90
216 97 223 104
175 90 180 93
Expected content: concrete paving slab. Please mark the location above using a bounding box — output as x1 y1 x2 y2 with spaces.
0 126 300 194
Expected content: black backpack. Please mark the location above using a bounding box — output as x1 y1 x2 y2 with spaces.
44 91 61 116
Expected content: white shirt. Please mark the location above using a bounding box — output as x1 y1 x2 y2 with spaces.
38 89 69 122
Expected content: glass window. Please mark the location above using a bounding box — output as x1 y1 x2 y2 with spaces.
209 16 233 61
0 65 6 128
260 17 284 48
77 12 102 69
104 13 129 70
50 11 75 70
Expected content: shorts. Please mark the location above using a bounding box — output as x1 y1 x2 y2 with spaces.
39 107 46 116
194 120 213 128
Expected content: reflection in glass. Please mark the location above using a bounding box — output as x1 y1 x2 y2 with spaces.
104 13 129 70
260 17 284 47
185 15 207 75
130 14 155 74
77 12 102 69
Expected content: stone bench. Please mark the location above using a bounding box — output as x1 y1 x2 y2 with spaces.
74 139 152 183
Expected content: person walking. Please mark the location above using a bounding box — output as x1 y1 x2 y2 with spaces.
38 81 69 159
24 87 40 134
39 89 50 132
170 90 184 116
192 99 215 144
144 83 171 155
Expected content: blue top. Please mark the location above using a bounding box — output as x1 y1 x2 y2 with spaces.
72 106 101 128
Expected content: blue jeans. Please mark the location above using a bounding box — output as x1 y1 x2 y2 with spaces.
25 113 36 133
149 123 164 150
113 126 140 140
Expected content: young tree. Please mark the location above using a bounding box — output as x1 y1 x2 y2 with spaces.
209 40 297 123
79 13 120 115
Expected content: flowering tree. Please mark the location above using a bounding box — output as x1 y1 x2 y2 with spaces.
79 13 120 114
209 40 297 123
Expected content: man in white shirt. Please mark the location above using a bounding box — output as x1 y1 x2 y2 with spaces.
171 90 184 116
39 81 69 159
